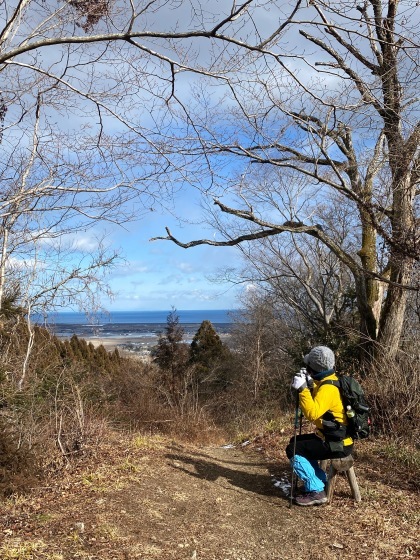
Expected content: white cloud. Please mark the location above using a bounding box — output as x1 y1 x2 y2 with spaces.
175 262 195 273
7 256 37 269
32 230 101 253
112 261 152 278
68 234 99 252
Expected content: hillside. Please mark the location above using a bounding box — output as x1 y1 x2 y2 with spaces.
1 429 418 560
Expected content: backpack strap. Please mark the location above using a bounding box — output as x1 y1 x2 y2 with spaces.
318 379 347 441
320 379 340 389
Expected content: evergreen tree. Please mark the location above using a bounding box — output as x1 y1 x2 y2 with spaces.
153 308 189 376
190 320 224 369
189 320 232 392
152 308 190 411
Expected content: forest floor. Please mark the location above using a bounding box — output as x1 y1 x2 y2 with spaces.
0 427 419 560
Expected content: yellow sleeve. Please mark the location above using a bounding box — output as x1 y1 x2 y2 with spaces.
299 384 338 424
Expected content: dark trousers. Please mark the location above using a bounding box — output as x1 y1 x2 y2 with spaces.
286 433 353 461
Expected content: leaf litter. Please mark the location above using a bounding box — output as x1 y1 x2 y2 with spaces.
0 430 418 560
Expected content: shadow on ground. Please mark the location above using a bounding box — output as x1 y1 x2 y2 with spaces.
165 447 292 503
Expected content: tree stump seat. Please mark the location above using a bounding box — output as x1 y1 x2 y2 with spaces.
320 455 361 503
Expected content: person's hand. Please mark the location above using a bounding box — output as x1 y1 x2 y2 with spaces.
305 372 314 389
300 367 314 389
291 372 307 392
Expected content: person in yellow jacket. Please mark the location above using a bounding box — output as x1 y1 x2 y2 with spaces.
286 346 354 506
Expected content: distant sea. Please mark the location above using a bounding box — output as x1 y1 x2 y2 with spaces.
35 309 236 339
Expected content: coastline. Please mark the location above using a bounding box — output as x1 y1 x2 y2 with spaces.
64 331 232 357
84 335 158 352
51 313 235 359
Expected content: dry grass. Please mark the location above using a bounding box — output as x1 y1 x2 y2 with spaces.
0 422 418 560
0 323 418 558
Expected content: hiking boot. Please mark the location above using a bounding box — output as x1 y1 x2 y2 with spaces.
295 490 327 506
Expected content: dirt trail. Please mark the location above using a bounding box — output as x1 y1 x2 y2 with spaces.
1 435 418 559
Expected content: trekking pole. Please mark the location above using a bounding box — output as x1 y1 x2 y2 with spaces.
299 406 303 436
289 391 300 509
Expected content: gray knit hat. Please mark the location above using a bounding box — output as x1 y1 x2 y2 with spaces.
303 346 335 372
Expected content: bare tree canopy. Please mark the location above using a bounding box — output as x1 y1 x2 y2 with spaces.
148 1 419 360
0 1 418 358
1 1 286 312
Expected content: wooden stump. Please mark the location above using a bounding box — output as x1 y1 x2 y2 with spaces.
320 455 361 503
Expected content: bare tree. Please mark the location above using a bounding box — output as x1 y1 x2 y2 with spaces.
0 1 313 314
244 242 356 339
0 0 285 204
0 1 278 345
1 1 316 389
219 188 359 347
230 290 291 404
152 1 419 362
0 2 418 361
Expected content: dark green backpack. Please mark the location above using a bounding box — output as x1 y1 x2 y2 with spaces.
322 375 371 440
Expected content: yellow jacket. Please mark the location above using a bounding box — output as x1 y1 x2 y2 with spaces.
299 373 353 447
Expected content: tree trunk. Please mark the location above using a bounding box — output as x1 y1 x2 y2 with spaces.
377 254 413 363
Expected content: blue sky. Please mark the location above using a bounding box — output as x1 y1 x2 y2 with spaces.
5 1 365 315
102 204 243 312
